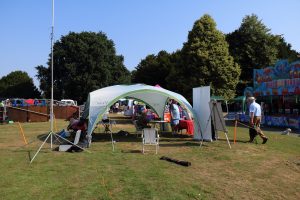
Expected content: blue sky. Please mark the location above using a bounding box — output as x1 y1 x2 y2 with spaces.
0 0 299 87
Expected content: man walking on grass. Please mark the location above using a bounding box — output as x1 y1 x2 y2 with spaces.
248 96 268 144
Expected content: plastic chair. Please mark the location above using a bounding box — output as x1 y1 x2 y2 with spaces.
142 128 159 154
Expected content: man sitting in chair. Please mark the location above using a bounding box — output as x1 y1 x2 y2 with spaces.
67 118 88 142
68 118 87 132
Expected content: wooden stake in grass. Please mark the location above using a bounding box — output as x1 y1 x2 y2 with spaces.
17 122 28 145
234 120 237 144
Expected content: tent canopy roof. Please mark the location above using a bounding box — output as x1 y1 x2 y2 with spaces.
83 84 200 139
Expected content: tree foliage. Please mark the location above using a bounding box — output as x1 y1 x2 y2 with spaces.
170 14 241 100
226 14 280 93
132 50 178 88
277 36 299 62
0 71 41 98
36 31 131 103
133 15 240 101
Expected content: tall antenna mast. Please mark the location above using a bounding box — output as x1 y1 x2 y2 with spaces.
50 0 54 148
30 0 89 163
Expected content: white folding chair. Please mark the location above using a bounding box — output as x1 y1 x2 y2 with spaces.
59 130 81 152
142 128 159 154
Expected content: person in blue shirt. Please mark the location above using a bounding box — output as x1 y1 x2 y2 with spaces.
170 99 180 134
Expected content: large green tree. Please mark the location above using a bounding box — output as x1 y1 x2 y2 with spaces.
132 50 178 88
277 36 299 62
36 31 131 103
226 14 280 94
169 14 240 100
0 71 41 98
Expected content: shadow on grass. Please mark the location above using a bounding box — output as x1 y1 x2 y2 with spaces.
159 142 205 147
37 133 49 141
36 132 68 145
92 130 193 141
217 138 248 144
92 133 141 143
35 130 206 150
217 138 263 145
160 132 192 138
121 149 142 153
91 132 208 149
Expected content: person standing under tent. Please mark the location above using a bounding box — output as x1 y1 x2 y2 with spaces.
170 99 180 134
102 110 110 123
248 97 268 144
114 102 119 112
177 103 183 119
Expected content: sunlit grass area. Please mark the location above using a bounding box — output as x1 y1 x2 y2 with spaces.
0 115 299 200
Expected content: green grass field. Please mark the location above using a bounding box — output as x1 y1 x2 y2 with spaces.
0 116 299 200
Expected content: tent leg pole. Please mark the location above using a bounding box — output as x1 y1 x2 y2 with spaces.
198 122 205 148
199 138 204 147
199 104 214 147
224 131 232 149
110 131 115 152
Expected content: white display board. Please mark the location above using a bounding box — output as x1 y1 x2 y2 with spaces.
193 86 212 141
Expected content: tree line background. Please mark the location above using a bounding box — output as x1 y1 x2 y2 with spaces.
0 14 298 104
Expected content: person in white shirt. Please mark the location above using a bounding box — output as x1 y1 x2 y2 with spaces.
114 102 119 112
248 97 268 144
102 111 109 123
170 99 180 134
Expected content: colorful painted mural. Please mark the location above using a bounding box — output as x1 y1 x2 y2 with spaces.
238 60 300 130
253 60 300 96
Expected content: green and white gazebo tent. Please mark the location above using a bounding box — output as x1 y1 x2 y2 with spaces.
82 84 201 145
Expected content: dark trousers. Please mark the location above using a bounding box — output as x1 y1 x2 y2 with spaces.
249 116 267 141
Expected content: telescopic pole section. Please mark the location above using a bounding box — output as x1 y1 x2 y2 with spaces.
234 120 237 144
50 0 55 148
29 0 56 164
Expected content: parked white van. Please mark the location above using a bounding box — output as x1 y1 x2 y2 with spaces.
58 99 77 106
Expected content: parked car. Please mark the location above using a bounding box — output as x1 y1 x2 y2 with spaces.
58 99 77 106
